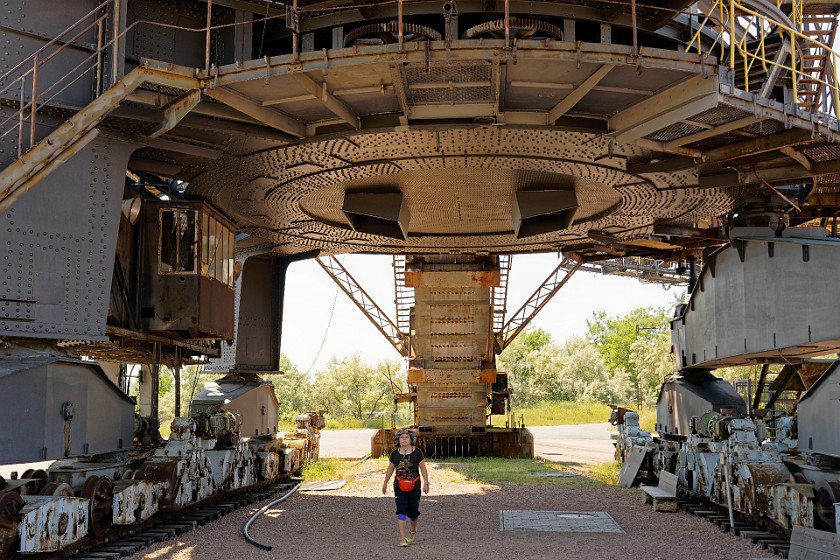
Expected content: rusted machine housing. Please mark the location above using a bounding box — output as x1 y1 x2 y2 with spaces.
372 255 533 459
190 374 280 438
138 200 235 339
0 350 135 464
656 372 747 439
798 360 840 459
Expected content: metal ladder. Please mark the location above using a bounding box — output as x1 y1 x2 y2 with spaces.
796 7 840 113
492 254 511 335
393 255 414 337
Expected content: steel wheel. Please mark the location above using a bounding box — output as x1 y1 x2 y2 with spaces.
81 476 113 537
814 480 840 532
0 492 24 530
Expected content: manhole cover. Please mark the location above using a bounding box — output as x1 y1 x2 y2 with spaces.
499 510 624 533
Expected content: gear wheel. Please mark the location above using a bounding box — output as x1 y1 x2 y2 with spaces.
344 22 442 47
463 17 563 40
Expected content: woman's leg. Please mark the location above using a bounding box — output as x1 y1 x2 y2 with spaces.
407 485 421 538
394 489 410 544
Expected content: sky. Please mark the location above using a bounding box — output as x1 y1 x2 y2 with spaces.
280 253 685 373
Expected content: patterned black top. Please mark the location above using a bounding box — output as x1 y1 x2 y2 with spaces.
389 447 425 479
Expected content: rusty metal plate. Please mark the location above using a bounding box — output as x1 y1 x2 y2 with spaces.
17 496 89 553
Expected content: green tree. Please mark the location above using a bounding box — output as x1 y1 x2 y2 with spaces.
498 328 554 405
587 306 674 406
312 354 397 419
273 354 313 421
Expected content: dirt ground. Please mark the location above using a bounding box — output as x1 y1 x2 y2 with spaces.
126 462 770 560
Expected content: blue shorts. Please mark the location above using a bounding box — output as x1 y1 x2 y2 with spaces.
394 481 421 520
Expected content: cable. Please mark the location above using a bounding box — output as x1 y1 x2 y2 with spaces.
304 284 339 376
243 482 299 551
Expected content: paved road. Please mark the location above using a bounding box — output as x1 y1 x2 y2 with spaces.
318 423 616 465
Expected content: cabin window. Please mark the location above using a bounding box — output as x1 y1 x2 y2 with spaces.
159 209 198 274
199 211 235 287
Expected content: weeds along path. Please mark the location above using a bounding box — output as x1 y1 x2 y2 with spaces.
126 460 764 560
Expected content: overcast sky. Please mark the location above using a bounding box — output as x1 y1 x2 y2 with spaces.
280 253 685 374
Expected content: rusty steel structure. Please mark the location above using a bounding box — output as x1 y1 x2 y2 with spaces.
3 0 840 554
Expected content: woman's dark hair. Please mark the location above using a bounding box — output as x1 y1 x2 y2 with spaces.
393 428 417 447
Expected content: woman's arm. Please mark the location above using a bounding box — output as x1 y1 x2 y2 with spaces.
419 459 429 495
382 462 395 494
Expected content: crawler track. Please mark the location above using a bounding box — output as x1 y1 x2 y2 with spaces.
676 498 790 558
14 481 300 560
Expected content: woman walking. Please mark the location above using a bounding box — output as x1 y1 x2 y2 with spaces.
382 428 429 547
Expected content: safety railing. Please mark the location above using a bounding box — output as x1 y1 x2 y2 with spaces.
0 0 115 157
686 0 840 116
0 0 286 159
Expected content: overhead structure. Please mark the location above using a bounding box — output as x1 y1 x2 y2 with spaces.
4 0 840 546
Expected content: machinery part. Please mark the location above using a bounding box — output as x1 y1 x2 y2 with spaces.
243 483 299 551
462 17 563 40
0 476 5 490
52 483 74 497
38 482 73 497
0 492 24 528
121 469 134 480
814 480 840 532
344 22 442 46
80 475 113 537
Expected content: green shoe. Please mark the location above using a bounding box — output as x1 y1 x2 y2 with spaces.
405 536 414 544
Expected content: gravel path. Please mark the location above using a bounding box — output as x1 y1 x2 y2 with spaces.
126 462 768 560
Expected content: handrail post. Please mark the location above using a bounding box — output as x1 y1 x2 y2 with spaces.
205 0 212 72
729 0 735 71
292 0 299 60
96 18 104 95
790 26 797 104
30 55 38 150
398 0 404 50
504 0 510 47
112 0 120 85
631 0 638 55
17 78 24 157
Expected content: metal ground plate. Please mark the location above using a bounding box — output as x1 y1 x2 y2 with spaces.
499 510 624 533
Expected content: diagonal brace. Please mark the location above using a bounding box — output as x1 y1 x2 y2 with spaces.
495 257 582 354
317 256 408 356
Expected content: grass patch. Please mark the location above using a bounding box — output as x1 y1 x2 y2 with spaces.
586 461 621 487
637 406 656 433
301 456 389 483
443 457 586 486
503 401 612 426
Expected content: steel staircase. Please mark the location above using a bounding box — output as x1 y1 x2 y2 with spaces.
492 255 511 335
393 255 415 337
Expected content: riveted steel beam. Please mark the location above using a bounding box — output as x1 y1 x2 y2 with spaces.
212 42 715 87
208 86 307 137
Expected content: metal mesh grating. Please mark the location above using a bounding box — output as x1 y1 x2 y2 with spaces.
403 62 494 104
804 142 840 162
646 105 752 143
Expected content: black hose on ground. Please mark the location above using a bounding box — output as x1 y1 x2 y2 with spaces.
243 482 299 551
